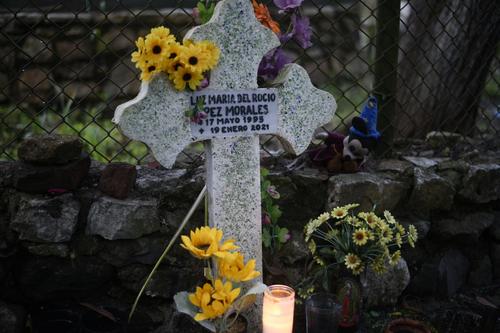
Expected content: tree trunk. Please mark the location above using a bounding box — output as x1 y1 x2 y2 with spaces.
395 0 500 138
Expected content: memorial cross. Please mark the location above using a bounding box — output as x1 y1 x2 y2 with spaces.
114 0 336 323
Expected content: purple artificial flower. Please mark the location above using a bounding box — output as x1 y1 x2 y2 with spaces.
262 213 272 225
258 48 292 82
291 14 312 49
273 0 304 10
197 77 209 90
266 185 280 199
284 232 291 242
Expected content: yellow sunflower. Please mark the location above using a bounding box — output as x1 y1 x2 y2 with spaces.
218 252 260 282
352 228 370 246
188 279 240 321
178 43 213 73
131 37 147 68
172 66 205 90
198 40 220 69
162 42 183 73
344 253 361 270
180 226 238 259
144 34 169 62
140 61 162 81
149 26 176 44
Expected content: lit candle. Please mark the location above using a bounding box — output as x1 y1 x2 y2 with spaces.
262 285 295 333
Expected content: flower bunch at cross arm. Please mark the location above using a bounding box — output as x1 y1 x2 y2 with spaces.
131 26 220 91
305 204 418 276
180 226 261 322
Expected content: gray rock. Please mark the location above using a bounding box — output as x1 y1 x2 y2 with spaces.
360 258 410 308
402 156 445 169
16 256 114 301
409 168 455 214
426 131 463 149
491 242 500 279
438 248 469 297
489 212 500 242
135 167 187 195
11 194 79 242
432 212 494 243
408 261 440 295
87 196 160 240
468 256 492 287
18 134 83 165
23 242 70 258
460 163 500 203
374 159 413 175
327 172 409 214
437 160 470 172
0 302 26 333
271 168 328 230
278 230 310 265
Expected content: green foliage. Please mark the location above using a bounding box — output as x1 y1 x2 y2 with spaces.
260 168 289 252
0 100 148 163
197 1 216 24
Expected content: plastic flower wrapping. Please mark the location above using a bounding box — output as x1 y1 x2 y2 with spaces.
304 204 419 276
174 226 265 333
131 26 220 91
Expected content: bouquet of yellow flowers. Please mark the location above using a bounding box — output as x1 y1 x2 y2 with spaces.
174 226 265 332
304 204 418 276
131 26 220 91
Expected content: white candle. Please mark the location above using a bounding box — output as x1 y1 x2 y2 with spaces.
262 285 295 333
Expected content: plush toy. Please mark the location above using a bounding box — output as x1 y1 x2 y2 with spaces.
309 97 380 173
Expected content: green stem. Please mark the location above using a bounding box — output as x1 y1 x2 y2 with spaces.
128 185 207 322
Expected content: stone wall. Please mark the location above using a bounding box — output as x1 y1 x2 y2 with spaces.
0 142 499 332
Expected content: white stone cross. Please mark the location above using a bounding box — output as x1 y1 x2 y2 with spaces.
114 0 336 325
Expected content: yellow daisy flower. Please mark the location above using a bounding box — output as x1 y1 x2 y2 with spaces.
378 225 393 245
172 66 204 91
395 222 405 235
308 240 317 254
389 250 401 265
383 210 396 224
331 206 348 219
180 226 238 259
352 228 370 246
218 252 260 282
408 225 418 248
395 232 403 248
317 212 330 223
346 216 362 227
371 256 388 274
358 212 381 229
352 263 365 275
344 253 361 270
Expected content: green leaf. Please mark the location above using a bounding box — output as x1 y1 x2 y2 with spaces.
269 205 282 223
174 292 216 332
197 1 215 24
277 227 289 243
260 168 269 178
262 228 272 248
184 108 195 117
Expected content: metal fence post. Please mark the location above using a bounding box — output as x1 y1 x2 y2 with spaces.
373 0 401 155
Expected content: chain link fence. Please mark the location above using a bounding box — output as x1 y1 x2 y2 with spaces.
0 0 498 165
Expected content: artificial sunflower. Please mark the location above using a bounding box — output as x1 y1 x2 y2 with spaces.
188 279 240 321
344 253 361 270
180 226 238 260
149 26 176 44
179 43 213 73
218 252 260 282
140 62 162 81
352 228 370 246
384 210 396 224
358 212 380 228
198 40 220 69
172 66 205 90
378 225 393 245
131 37 147 68
144 34 169 62
317 212 330 223
395 232 403 248
252 0 280 34
212 279 241 306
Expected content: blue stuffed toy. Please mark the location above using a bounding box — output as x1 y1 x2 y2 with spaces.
342 96 381 163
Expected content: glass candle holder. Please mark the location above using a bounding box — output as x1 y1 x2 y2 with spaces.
262 285 295 333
